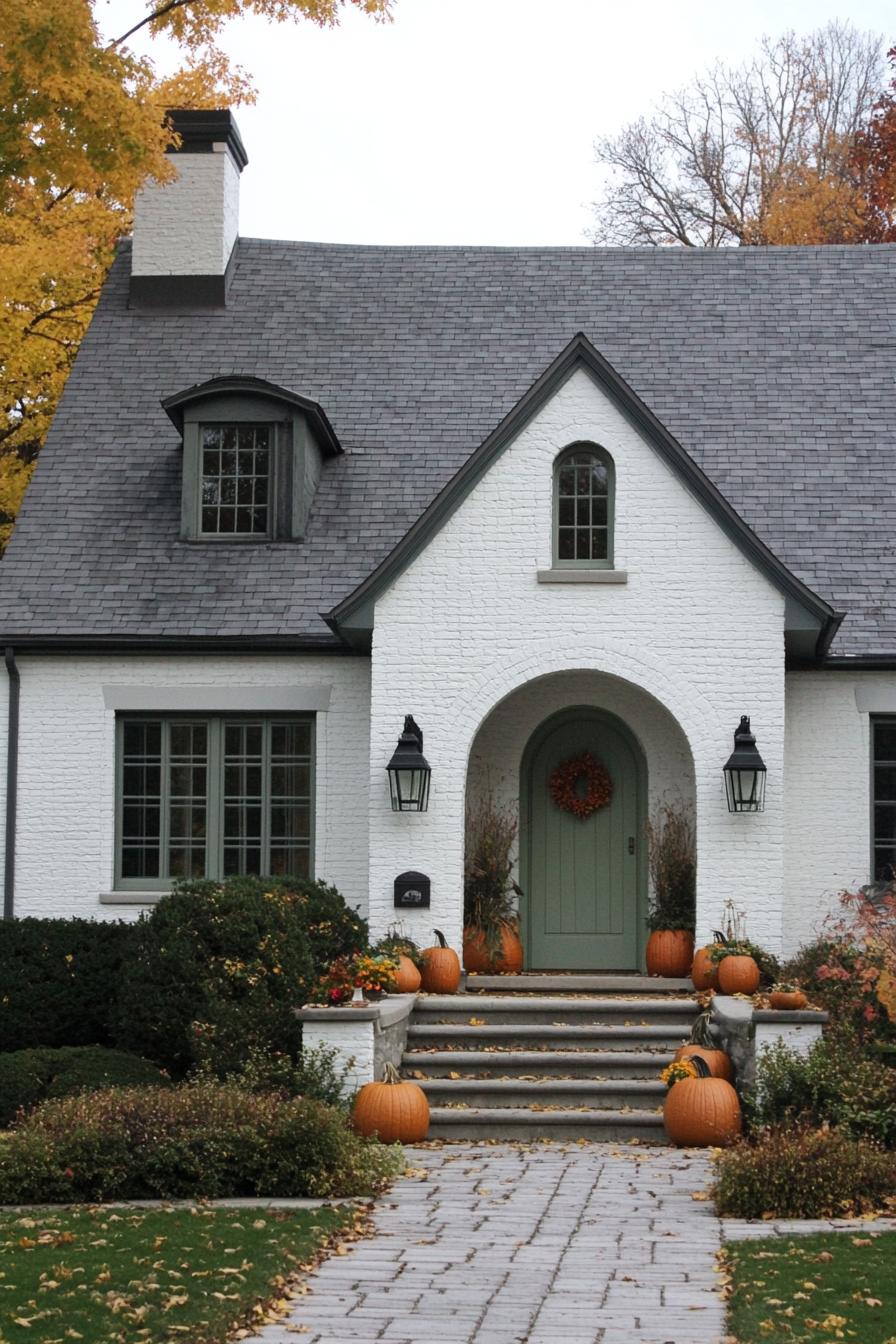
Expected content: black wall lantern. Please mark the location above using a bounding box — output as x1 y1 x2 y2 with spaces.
723 715 767 813
386 715 431 812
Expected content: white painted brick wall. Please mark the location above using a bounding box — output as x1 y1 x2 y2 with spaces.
783 671 896 953
0 654 370 922
301 1019 374 1091
368 366 787 958
132 149 240 277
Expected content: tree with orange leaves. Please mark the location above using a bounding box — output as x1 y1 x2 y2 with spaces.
852 46 896 242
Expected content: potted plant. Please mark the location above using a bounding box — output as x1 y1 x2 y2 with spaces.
375 928 424 993
645 803 696 976
769 982 808 1010
463 791 524 973
708 901 762 994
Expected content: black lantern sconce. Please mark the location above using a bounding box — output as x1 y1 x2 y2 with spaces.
723 716 767 813
386 715 431 812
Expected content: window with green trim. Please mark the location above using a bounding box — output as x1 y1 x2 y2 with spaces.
116 716 313 889
872 717 896 880
553 444 615 567
200 424 272 536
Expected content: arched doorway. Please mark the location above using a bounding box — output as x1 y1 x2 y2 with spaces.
520 706 646 970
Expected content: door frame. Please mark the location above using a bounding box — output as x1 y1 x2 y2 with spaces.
519 705 648 971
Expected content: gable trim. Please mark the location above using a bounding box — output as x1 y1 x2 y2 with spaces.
326 332 840 655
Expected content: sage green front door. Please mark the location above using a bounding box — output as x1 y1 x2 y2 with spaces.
522 709 644 970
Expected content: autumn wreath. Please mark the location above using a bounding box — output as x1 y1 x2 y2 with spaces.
548 751 613 820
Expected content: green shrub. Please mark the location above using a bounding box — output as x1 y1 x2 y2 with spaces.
0 1084 402 1203
0 918 136 1051
114 881 315 1077
207 1043 356 1110
748 1031 896 1146
0 1047 168 1127
714 1128 896 1218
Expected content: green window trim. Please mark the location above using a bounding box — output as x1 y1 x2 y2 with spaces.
871 715 896 882
552 442 615 569
114 713 315 891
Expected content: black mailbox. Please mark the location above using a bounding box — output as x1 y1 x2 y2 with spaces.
394 871 430 909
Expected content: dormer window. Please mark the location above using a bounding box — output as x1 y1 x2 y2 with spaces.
162 377 342 544
201 424 272 536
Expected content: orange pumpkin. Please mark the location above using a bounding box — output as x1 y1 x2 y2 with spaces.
769 990 808 1010
717 954 760 995
463 923 524 974
646 929 694 977
663 1057 742 1147
352 1063 430 1143
420 929 461 993
691 945 720 991
674 1043 734 1082
394 953 422 993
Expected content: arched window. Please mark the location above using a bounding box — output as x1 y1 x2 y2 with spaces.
554 444 614 567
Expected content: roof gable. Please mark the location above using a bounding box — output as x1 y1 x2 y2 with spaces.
327 333 840 658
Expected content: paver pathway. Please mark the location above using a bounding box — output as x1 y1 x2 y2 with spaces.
256 1143 727 1344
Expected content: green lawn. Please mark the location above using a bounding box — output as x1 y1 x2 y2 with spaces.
0 1203 357 1343
726 1231 896 1343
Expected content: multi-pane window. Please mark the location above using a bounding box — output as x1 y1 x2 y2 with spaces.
872 718 896 880
554 447 614 565
200 424 271 535
117 716 312 887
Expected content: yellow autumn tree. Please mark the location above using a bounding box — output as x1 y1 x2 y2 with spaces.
0 0 391 550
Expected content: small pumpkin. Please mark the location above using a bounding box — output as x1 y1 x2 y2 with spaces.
691 945 720 991
717 953 760 995
646 928 694 978
663 1055 742 1147
674 1043 734 1082
352 1063 430 1143
394 953 422 993
769 989 808 1010
463 922 524 974
420 929 461 993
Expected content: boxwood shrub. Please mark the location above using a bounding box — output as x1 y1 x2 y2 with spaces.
714 1128 896 1218
0 918 136 1051
0 1046 168 1127
0 1083 402 1203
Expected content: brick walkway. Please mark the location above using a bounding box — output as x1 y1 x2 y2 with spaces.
256 1144 727 1344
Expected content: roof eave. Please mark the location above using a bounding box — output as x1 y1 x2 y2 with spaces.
161 376 343 456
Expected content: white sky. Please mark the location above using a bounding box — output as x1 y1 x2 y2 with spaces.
97 0 894 245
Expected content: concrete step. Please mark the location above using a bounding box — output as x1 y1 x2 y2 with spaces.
426 1105 668 1143
403 1048 676 1078
415 995 696 1027
407 1021 691 1051
466 973 693 995
415 1077 666 1109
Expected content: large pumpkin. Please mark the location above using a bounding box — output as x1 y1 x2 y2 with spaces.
463 923 524 974
769 989 807 1010
420 929 461 993
674 1043 734 1082
352 1063 430 1143
646 929 694 977
717 954 760 995
394 953 422 993
691 945 720 991
663 1057 742 1147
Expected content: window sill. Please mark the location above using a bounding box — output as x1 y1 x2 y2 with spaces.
100 891 165 905
536 569 628 584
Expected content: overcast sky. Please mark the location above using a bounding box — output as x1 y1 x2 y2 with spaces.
98 0 894 246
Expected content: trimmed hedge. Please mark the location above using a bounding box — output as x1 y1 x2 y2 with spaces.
0 1083 402 1202
0 1046 168 1127
0 918 135 1052
714 1128 896 1218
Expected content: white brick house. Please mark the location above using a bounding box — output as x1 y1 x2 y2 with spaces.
1 109 893 966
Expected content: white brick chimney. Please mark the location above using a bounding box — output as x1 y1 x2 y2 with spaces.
130 109 248 306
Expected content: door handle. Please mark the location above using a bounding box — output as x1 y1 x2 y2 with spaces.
628 836 635 855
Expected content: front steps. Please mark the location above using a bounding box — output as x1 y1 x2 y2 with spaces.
402 974 697 1141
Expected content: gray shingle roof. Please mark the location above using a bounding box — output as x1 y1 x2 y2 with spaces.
0 238 893 656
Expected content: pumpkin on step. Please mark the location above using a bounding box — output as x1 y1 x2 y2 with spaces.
662 1055 742 1147
352 1063 430 1143
717 953 760 995
674 1008 734 1081
691 944 720 991
394 953 422 993
463 921 524 974
646 928 694 978
420 929 461 993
